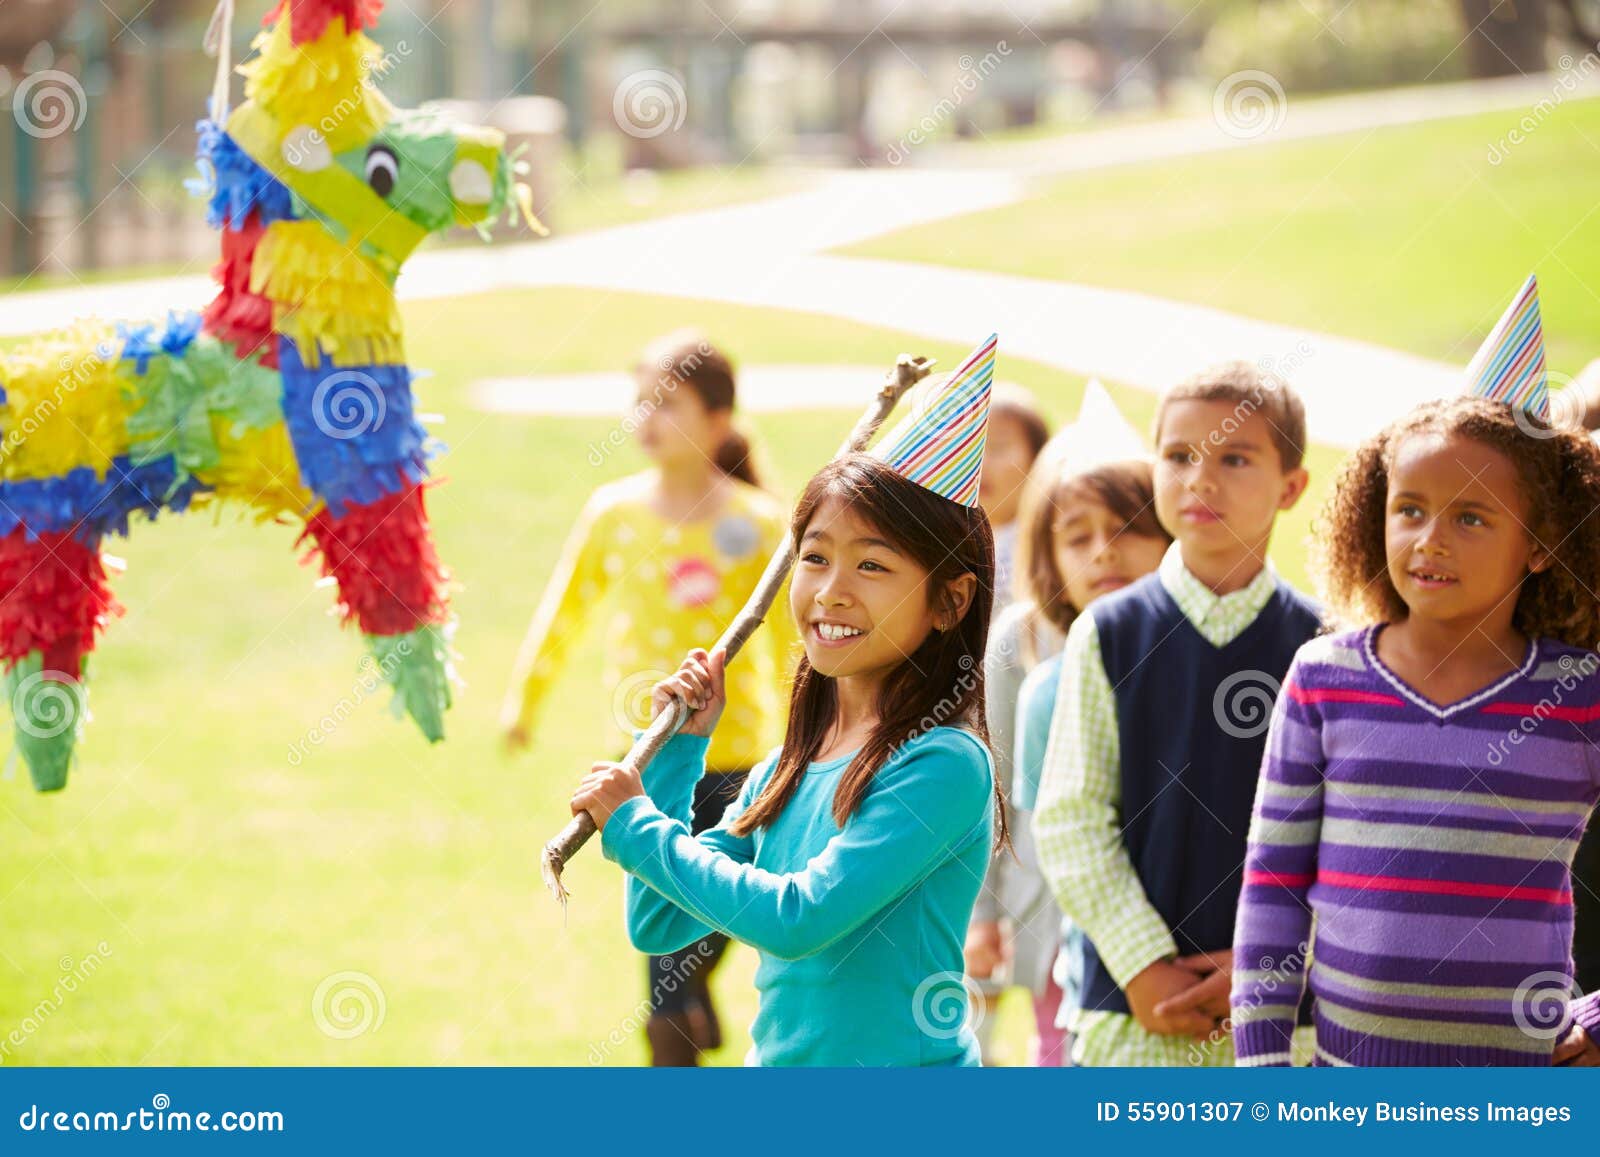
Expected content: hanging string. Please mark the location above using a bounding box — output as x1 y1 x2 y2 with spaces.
203 0 237 122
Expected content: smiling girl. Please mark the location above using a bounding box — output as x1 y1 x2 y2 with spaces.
1232 396 1600 1066
567 330 1010 1067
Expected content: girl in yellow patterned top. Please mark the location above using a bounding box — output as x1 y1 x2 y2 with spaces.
501 330 797 1065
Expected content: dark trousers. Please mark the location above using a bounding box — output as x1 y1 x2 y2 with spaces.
646 769 748 1016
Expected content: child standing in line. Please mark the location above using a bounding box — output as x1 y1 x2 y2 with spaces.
1033 361 1318 1066
570 339 1005 1066
502 330 796 1066
1011 457 1172 1065
1231 392 1600 1066
979 385 1050 620
970 384 1167 1066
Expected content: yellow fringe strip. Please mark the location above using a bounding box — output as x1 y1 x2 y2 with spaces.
0 322 131 482
240 18 389 154
250 220 405 369
193 416 314 523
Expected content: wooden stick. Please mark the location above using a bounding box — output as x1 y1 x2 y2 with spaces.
540 352 937 906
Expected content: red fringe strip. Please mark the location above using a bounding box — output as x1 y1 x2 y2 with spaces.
203 210 279 369
298 483 450 637
0 529 121 677
265 0 384 44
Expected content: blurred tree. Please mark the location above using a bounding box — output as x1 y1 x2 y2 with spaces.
1459 0 1549 75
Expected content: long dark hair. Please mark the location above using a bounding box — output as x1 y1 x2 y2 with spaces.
638 330 761 489
730 454 1007 850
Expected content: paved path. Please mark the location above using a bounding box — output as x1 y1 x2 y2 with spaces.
5 72 1587 446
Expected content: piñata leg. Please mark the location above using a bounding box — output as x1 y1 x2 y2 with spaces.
299 484 452 740
0 529 119 790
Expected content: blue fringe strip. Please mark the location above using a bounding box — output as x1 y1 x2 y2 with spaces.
188 118 296 232
0 455 208 542
277 339 432 516
117 310 203 373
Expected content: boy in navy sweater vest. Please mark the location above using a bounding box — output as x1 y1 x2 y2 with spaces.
1033 362 1319 1066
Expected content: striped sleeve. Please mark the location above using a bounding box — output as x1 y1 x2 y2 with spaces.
1231 649 1325 1067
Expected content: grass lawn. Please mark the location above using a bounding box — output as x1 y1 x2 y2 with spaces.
2 285 1352 1066
841 96 1600 376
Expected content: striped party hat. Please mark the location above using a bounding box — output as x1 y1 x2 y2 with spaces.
871 334 996 507
1465 274 1548 419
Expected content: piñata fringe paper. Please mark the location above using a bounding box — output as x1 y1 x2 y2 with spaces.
0 528 119 666
4 651 88 792
251 221 405 368
267 0 385 46
240 15 387 154
298 483 450 636
193 118 295 232
0 324 131 482
364 622 455 742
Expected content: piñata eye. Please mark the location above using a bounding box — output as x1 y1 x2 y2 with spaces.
365 146 399 197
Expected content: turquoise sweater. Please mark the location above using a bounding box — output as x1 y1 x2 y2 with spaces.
600 726 994 1066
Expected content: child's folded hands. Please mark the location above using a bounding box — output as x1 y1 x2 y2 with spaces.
1126 954 1224 1038
1152 949 1235 1034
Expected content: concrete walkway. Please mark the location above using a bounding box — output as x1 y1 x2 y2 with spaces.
5 72 1586 446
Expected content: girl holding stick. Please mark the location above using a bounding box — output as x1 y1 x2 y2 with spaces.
569 339 1006 1065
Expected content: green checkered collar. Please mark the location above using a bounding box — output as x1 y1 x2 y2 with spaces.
1157 543 1279 647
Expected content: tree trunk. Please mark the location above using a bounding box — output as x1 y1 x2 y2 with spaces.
1459 0 1550 76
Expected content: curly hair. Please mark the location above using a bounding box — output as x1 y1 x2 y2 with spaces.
1314 396 1600 649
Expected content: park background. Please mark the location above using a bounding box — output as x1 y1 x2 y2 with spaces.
2 0 1599 1064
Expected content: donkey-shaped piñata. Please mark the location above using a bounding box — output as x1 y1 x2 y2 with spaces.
0 0 531 790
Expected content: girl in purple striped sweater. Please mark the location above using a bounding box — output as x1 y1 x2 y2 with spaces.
1229 396 1600 1066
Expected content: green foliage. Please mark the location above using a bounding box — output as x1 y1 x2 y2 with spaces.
1202 0 1468 92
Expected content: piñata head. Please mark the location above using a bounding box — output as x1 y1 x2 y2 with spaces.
0 0 524 791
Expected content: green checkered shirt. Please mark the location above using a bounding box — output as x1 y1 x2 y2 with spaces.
1034 544 1286 1066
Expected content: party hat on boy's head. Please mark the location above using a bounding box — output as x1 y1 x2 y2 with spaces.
870 333 996 507
1047 379 1147 478
1465 274 1548 420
